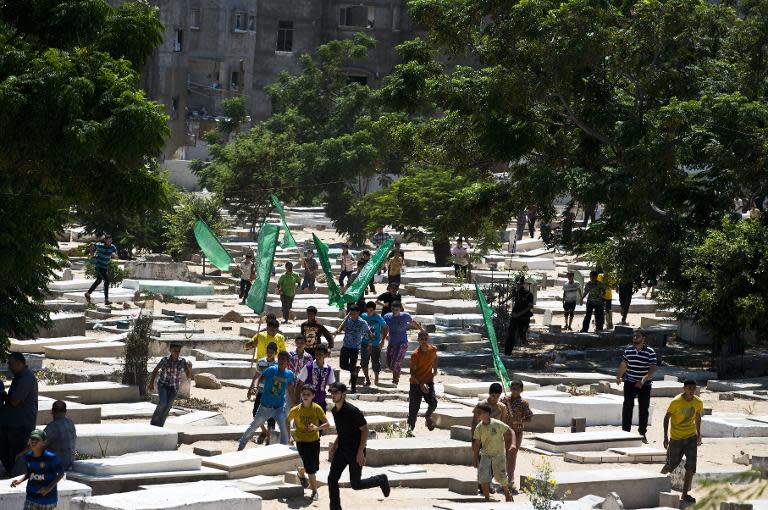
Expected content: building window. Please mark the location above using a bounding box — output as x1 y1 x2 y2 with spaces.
248 15 256 32
190 8 201 29
230 71 240 91
174 29 183 51
234 12 247 31
276 20 293 52
340 5 374 28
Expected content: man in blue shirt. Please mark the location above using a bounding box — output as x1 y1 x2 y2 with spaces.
361 302 388 386
334 304 372 394
1 352 39 476
238 351 295 449
85 234 118 305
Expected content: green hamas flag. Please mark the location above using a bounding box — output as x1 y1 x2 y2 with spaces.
246 223 281 314
193 219 232 271
475 283 511 389
270 194 297 249
342 239 394 304
313 234 345 309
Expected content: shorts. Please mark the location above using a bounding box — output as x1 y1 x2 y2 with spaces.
388 273 401 285
360 344 381 372
296 440 321 474
478 453 508 486
24 501 57 510
603 299 612 311
665 436 698 471
563 301 576 312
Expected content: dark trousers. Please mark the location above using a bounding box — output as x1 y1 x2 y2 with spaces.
506 317 529 354
150 383 178 427
339 270 353 287
408 383 437 429
87 266 110 300
239 279 252 301
328 448 385 510
340 347 360 391
622 382 651 435
368 280 376 294
0 426 31 476
280 294 294 321
618 285 633 321
581 300 605 332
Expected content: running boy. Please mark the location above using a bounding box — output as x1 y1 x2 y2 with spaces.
148 343 192 427
247 342 278 444
11 429 65 510
277 262 302 323
287 384 330 501
239 351 294 449
334 305 372 393
472 404 514 502
361 301 387 386
245 317 287 359
298 344 335 411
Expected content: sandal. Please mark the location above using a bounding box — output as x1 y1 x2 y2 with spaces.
299 475 309 488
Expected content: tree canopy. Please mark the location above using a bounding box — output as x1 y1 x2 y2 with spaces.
0 0 168 353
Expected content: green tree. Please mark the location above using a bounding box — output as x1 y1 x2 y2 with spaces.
0 0 168 353
662 218 768 376
163 194 227 262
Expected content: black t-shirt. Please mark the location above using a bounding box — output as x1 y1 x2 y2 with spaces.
377 291 401 315
300 321 333 349
511 289 534 317
331 401 367 451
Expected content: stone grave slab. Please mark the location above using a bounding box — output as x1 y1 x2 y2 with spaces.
0 478 91 510
170 425 245 444
434 313 485 328
149 334 246 356
123 279 215 296
508 256 556 270
296 465 476 494
189 360 253 379
414 286 474 300
44 341 125 360
100 402 185 420
10 335 90 354
37 397 101 425
70 483 260 510
138 478 303 501
609 446 668 463
399 272 451 284
443 381 542 397
325 414 406 435
707 380 764 392
193 349 253 362
165 410 227 427
75 423 178 457
364 437 472 466
522 468 671 509
605 380 698 398
202 444 300 478
416 299 480 315
702 414 768 437
50 278 97 292
64 288 135 304
39 381 140 404
524 391 648 427
73 451 201 476
68 466 229 495
432 408 473 428
513 372 614 386
563 451 624 464
533 431 643 453
36 312 86 337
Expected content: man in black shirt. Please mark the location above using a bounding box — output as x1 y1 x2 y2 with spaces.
300 306 334 357
375 283 402 316
505 277 534 355
328 382 390 510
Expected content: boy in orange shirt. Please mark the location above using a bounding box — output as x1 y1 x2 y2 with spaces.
407 331 438 436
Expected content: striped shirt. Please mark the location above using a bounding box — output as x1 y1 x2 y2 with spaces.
94 242 117 270
373 231 391 247
622 345 656 385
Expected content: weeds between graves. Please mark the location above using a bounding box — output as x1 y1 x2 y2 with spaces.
37 367 64 385
694 470 767 510
382 423 410 439
525 458 568 510
174 397 228 412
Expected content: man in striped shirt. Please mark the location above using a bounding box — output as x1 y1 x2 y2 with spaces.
85 234 118 305
616 330 657 443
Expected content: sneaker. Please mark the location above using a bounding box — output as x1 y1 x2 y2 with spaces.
682 495 696 503
84 292 92 304
256 431 267 444
299 475 309 489
311 491 319 501
104 301 113 306
641 435 649 444
380 475 391 497
425 416 435 431
406 428 415 438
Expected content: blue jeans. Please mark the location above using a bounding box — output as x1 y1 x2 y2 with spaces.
150 383 178 427
238 404 288 449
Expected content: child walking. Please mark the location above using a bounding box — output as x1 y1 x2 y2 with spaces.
287 385 330 501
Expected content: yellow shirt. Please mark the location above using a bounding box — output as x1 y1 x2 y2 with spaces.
667 394 703 440
473 418 509 456
598 273 615 300
288 402 326 442
388 255 404 276
245 331 287 359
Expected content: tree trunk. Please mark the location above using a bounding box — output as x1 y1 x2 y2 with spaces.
433 238 451 266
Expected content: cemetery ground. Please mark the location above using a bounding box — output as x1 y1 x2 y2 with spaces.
6 207 768 510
